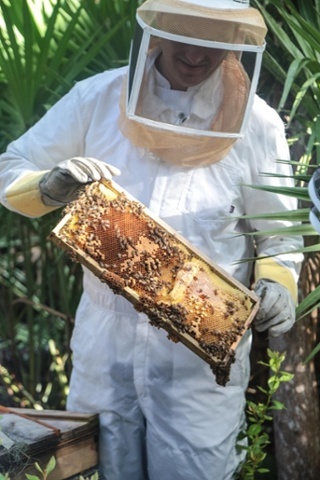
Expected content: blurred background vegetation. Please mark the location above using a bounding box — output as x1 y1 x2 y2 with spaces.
0 0 141 410
0 0 320 478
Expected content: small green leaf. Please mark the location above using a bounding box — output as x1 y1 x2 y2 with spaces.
257 360 269 367
270 400 285 411
263 414 273 422
279 372 294 382
35 462 44 474
304 342 320 363
247 423 262 436
256 385 268 395
257 468 271 473
268 375 280 392
89 475 99 480
25 475 41 480
46 456 56 475
0 474 10 480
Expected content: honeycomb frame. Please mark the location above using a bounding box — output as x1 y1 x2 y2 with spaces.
49 180 260 386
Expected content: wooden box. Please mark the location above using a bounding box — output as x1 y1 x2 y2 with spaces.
0 409 99 479
49 180 260 385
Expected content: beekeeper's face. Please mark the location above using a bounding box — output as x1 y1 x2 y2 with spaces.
155 39 228 91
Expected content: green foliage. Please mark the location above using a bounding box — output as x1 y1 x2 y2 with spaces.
0 0 140 150
237 350 294 479
252 0 320 156
236 0 320 323
0 0 140 410
0 457 56 480
0 208 80 408
25 455 56 480
0 454 99 479
79 474 99 480
250 1 320 353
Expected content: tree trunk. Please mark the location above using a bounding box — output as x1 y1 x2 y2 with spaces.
270 252 320 480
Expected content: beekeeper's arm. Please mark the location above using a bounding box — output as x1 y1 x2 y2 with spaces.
251 190 303 339
5 157 120 216
244 106 303 337
0 83 119 218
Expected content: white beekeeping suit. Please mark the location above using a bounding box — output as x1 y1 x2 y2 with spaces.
0 1 303 479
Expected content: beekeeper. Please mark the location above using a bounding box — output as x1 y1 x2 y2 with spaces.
0 0 303 479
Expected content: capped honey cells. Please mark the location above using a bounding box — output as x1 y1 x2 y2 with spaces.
49 180 259 386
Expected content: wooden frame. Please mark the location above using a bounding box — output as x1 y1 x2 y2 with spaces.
49 180 260 385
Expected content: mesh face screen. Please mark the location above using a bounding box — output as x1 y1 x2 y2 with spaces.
140 14 260 45
50 180 259 386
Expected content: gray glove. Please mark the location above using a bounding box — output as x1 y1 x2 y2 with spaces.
39 157 121 206
254 279 295 337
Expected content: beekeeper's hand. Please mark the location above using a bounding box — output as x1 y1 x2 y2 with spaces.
254 279 295 336
39 157 120 206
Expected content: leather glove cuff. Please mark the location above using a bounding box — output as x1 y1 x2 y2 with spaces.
39 169 84 206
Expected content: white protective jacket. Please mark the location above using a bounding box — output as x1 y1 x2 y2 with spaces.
0 66 302 480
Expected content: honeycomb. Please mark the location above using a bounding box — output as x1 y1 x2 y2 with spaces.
50 180 259 386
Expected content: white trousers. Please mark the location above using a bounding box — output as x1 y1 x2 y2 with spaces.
67 283 251 480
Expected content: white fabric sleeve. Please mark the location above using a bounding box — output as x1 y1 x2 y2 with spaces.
242 102 303 300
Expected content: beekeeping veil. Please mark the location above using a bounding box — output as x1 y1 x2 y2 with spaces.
118 0 267 166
